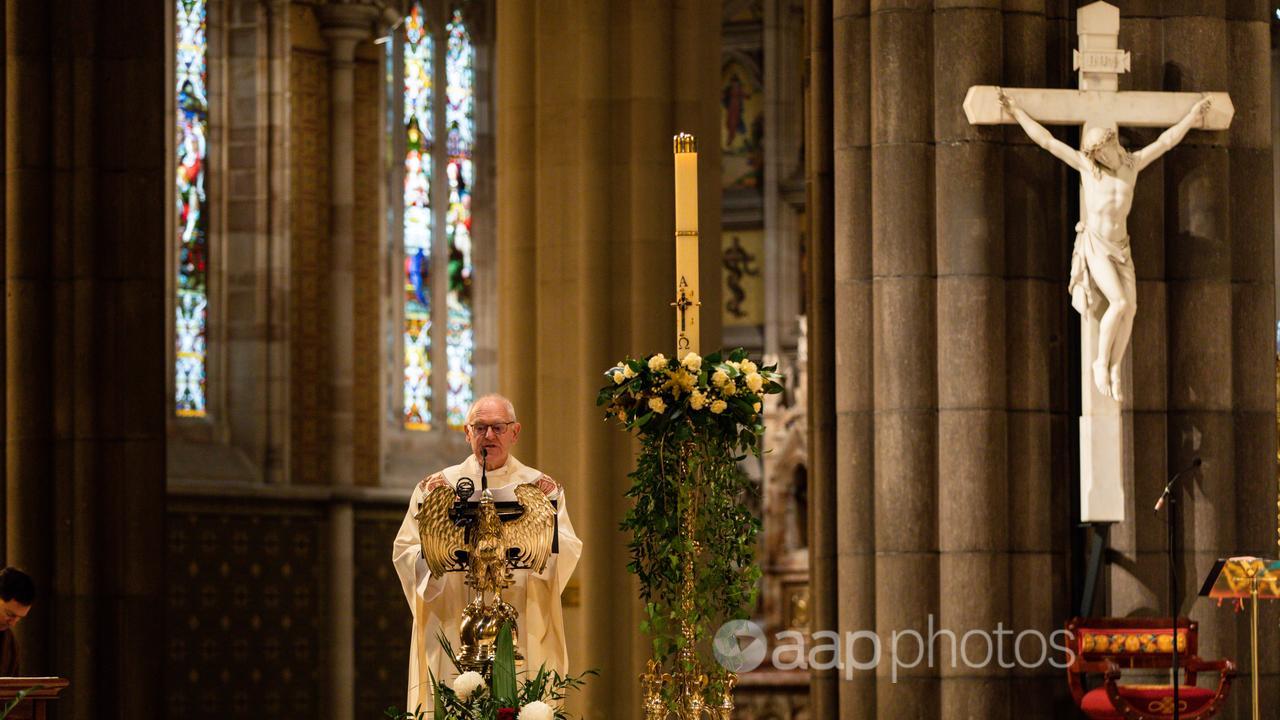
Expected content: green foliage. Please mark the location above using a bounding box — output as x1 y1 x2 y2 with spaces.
598 348 781 697
492 622 516 705
0 684 42 720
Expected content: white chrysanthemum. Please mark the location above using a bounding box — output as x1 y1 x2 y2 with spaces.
681 352 702 372
745 372 764 393
710 399 728 414
452 671 485 702
648 397 667 414
648 353 668 371
740 359 758 374
518 701 555 720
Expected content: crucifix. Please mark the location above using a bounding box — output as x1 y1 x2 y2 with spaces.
964 1 1233 523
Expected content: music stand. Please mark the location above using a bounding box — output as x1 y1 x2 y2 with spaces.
1198 556 1280 720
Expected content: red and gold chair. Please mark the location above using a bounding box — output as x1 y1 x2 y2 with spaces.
1065 617 1236 720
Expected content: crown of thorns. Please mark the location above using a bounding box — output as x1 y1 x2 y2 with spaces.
1082 128 1117 155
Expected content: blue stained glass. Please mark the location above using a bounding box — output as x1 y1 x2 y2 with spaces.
175 0 209 417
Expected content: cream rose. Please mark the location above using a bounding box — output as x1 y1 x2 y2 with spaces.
740 359 758 374
452 671 485 701
690 390 707 411
681 352 703 372
519 701 555 720
710 399 728 414
722 382 736 396
612 370 626 385
623 364 636 379
745 372 764 393
648 397 667 414
711 369 729 387
648 353 668 371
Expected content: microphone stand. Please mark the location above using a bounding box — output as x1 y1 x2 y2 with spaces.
1154 458 1200 720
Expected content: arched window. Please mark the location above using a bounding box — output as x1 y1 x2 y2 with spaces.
175 0 210 417
398 1 478 433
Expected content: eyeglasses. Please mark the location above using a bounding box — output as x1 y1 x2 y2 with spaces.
469 421 514 437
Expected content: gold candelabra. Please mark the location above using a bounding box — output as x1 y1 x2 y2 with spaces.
639 447 736 719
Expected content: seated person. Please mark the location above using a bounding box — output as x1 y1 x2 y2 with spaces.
0 567 35 676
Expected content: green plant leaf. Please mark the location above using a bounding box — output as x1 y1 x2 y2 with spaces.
493 621 517 705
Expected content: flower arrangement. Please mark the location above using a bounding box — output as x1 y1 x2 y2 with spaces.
386 623 594 720
597 348 783 704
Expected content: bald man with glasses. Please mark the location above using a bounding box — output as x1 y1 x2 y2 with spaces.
392 394 582 716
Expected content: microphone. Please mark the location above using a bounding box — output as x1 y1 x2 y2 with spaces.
1154 457 1201 513
481 447 489 492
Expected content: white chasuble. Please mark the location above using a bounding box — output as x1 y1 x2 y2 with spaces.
391 454 582 715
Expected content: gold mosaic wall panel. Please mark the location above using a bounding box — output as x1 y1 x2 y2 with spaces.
354 511 414 716
353 54 383 487
289 28 333 485
165 505 329 719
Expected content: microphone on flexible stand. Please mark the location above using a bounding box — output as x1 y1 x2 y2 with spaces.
1154 457 1201 513
481 447 489 492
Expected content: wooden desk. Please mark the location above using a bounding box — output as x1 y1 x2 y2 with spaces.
0 678 69 720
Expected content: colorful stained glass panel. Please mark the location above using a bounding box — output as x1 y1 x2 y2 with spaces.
444 7 474 428
175 0 209 417
403 1 434 430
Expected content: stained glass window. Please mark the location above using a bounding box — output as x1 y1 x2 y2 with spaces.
400 2 476 432
175 0 209 417
403 1 434 430
444 7 475 428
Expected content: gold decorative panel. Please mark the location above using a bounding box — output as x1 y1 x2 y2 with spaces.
289 44 333 485
165 505 329 719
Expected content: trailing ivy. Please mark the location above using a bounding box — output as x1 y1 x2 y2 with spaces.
598 348 781 700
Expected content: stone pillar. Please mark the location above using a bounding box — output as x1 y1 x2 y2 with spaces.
832 0 873 717
317 4 382 719
1001 1 1069 715
1227 0 1280 706
497 3 722 718
934 2 1008 717
5 0 54 675
5 0 167 716
870 1 937 716
805 0 838 715
1161 1 1241 695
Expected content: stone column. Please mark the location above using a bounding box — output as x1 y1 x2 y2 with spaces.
832 0 873 717
5 0 54 675
934 2 1008 717
317 4 382 719
805 0 838 715
497 2 721 717
1001 1 1069 715
870 1 937 716
1227 0 1280 706
1161 0 1239 683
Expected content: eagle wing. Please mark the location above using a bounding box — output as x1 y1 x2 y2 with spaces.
414 484 467 576
504 483 557 574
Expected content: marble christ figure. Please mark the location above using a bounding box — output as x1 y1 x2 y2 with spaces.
998 88 1212 402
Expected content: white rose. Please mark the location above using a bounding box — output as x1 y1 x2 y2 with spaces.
710 399 728 414
648 354 668 371
519 701 555 720
452 671 485 702
681 352 702 372
740 359 757 374
612 370 626 385
711 370 729 388
623 364 636 379
648 397 667 414
745 372 764 393
689 390 707 411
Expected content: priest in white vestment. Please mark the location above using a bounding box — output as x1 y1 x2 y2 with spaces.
392 394 583 715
